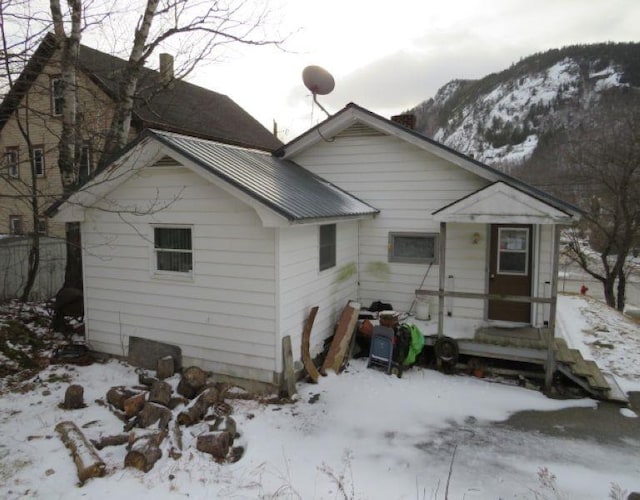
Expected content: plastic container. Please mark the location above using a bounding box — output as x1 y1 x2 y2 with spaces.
415 296 430 320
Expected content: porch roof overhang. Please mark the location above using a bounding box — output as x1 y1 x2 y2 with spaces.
432 181 578 225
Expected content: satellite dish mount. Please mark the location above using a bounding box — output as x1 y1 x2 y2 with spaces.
302 65 335 118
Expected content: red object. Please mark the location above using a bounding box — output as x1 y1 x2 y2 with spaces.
580 285 589 295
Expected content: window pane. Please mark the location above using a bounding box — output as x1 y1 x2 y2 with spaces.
319 224 336 271
155 228 192 250
499 229 527 251
499 252 527 273
157 251 192 272
389 233 437 263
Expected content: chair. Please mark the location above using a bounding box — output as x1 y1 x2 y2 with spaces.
367 325 395 374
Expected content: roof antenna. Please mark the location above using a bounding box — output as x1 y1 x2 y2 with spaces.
302 65 335 118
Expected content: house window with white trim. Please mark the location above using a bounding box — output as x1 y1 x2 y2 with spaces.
153 226 193 273
319 224 336 271
33 146 45 177
388 232 438 264
9 215 23 235
497 227 529 275
6 147 19 178
52 77 64 116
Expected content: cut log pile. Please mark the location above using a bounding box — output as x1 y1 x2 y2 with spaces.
56 361 245 486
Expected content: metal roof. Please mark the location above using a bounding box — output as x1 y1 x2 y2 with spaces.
150 130 379 222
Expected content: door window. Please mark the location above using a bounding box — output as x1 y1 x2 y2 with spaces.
497 228 529 275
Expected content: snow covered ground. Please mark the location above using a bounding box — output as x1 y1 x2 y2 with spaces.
0 294 639 499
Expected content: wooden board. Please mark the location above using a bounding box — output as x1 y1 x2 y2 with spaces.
301 306 321 382
321 302 360 375
281 335 296 397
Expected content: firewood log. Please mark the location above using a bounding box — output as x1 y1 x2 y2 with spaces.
61 384 85 409
123 393 146 418
177 366 208 399
136 402 172 429
196 431 231 460
148 380 172 407
124 431 166 472
55 421 106 484
91 433 131 450
106 386 138 411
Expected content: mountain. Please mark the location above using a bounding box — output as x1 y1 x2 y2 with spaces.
409 43 640 169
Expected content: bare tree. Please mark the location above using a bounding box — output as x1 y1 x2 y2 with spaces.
1 0 284 298
518 90 640 311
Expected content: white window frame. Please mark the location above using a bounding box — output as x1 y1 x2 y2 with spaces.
497 227 529 276
388 232 439 264
32 146 45 177
36 217 47 235
319 223 336 271
151 225 194 279
6 148 19 178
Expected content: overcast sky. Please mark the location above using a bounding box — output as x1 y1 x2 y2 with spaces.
183 0 640 142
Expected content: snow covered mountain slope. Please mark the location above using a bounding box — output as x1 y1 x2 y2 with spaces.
410 43 640 168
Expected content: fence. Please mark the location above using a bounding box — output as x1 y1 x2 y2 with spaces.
0 236 66 301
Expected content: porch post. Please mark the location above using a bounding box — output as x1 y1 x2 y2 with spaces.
545 224 561 390
438 222 447 338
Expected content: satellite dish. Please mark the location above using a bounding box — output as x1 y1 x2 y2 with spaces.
302 65 334 117
302 65 335 96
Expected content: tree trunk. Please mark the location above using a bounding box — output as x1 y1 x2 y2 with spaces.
92 433 131 450
616 268 626 311
55 421 106 484
603 276 616 308
63 222 83 290
136 402 172 429
107 386 139 411
123 392 146 418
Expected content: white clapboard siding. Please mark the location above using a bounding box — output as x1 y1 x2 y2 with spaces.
82 166 278 383
295 134 488 313
277 221 359 371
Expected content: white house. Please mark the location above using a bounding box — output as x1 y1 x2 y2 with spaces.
52 103 582 391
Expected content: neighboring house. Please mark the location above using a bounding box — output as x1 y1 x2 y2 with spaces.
0 33 281 238
51 103 587 393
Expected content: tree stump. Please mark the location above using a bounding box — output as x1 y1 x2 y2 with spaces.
55 421 106 484
177 366 208 399
61 384 85 409
123 393 146 418
137 402 172 429
124 431 166 472
157 356 175 379
196 431 231 460
148 380 172 407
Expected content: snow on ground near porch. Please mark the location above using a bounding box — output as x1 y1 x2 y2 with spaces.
0 294 639 499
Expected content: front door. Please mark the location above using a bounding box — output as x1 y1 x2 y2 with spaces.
488 224 533 323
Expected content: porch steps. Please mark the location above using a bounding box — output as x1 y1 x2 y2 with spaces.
554 338 613 399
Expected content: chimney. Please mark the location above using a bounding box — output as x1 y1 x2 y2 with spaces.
391 113 416 130
159 53 174 84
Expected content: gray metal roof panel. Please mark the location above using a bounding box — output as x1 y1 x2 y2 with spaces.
150 130 379 222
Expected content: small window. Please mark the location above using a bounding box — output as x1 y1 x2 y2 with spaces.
37 217 47 235
9 215 23 235
6 148 19 178
153 226 193 273
33 146 45 177
52 77 64 116
319 224 336 271
388 232 438 264
497 227 529 275
79 143 91 182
